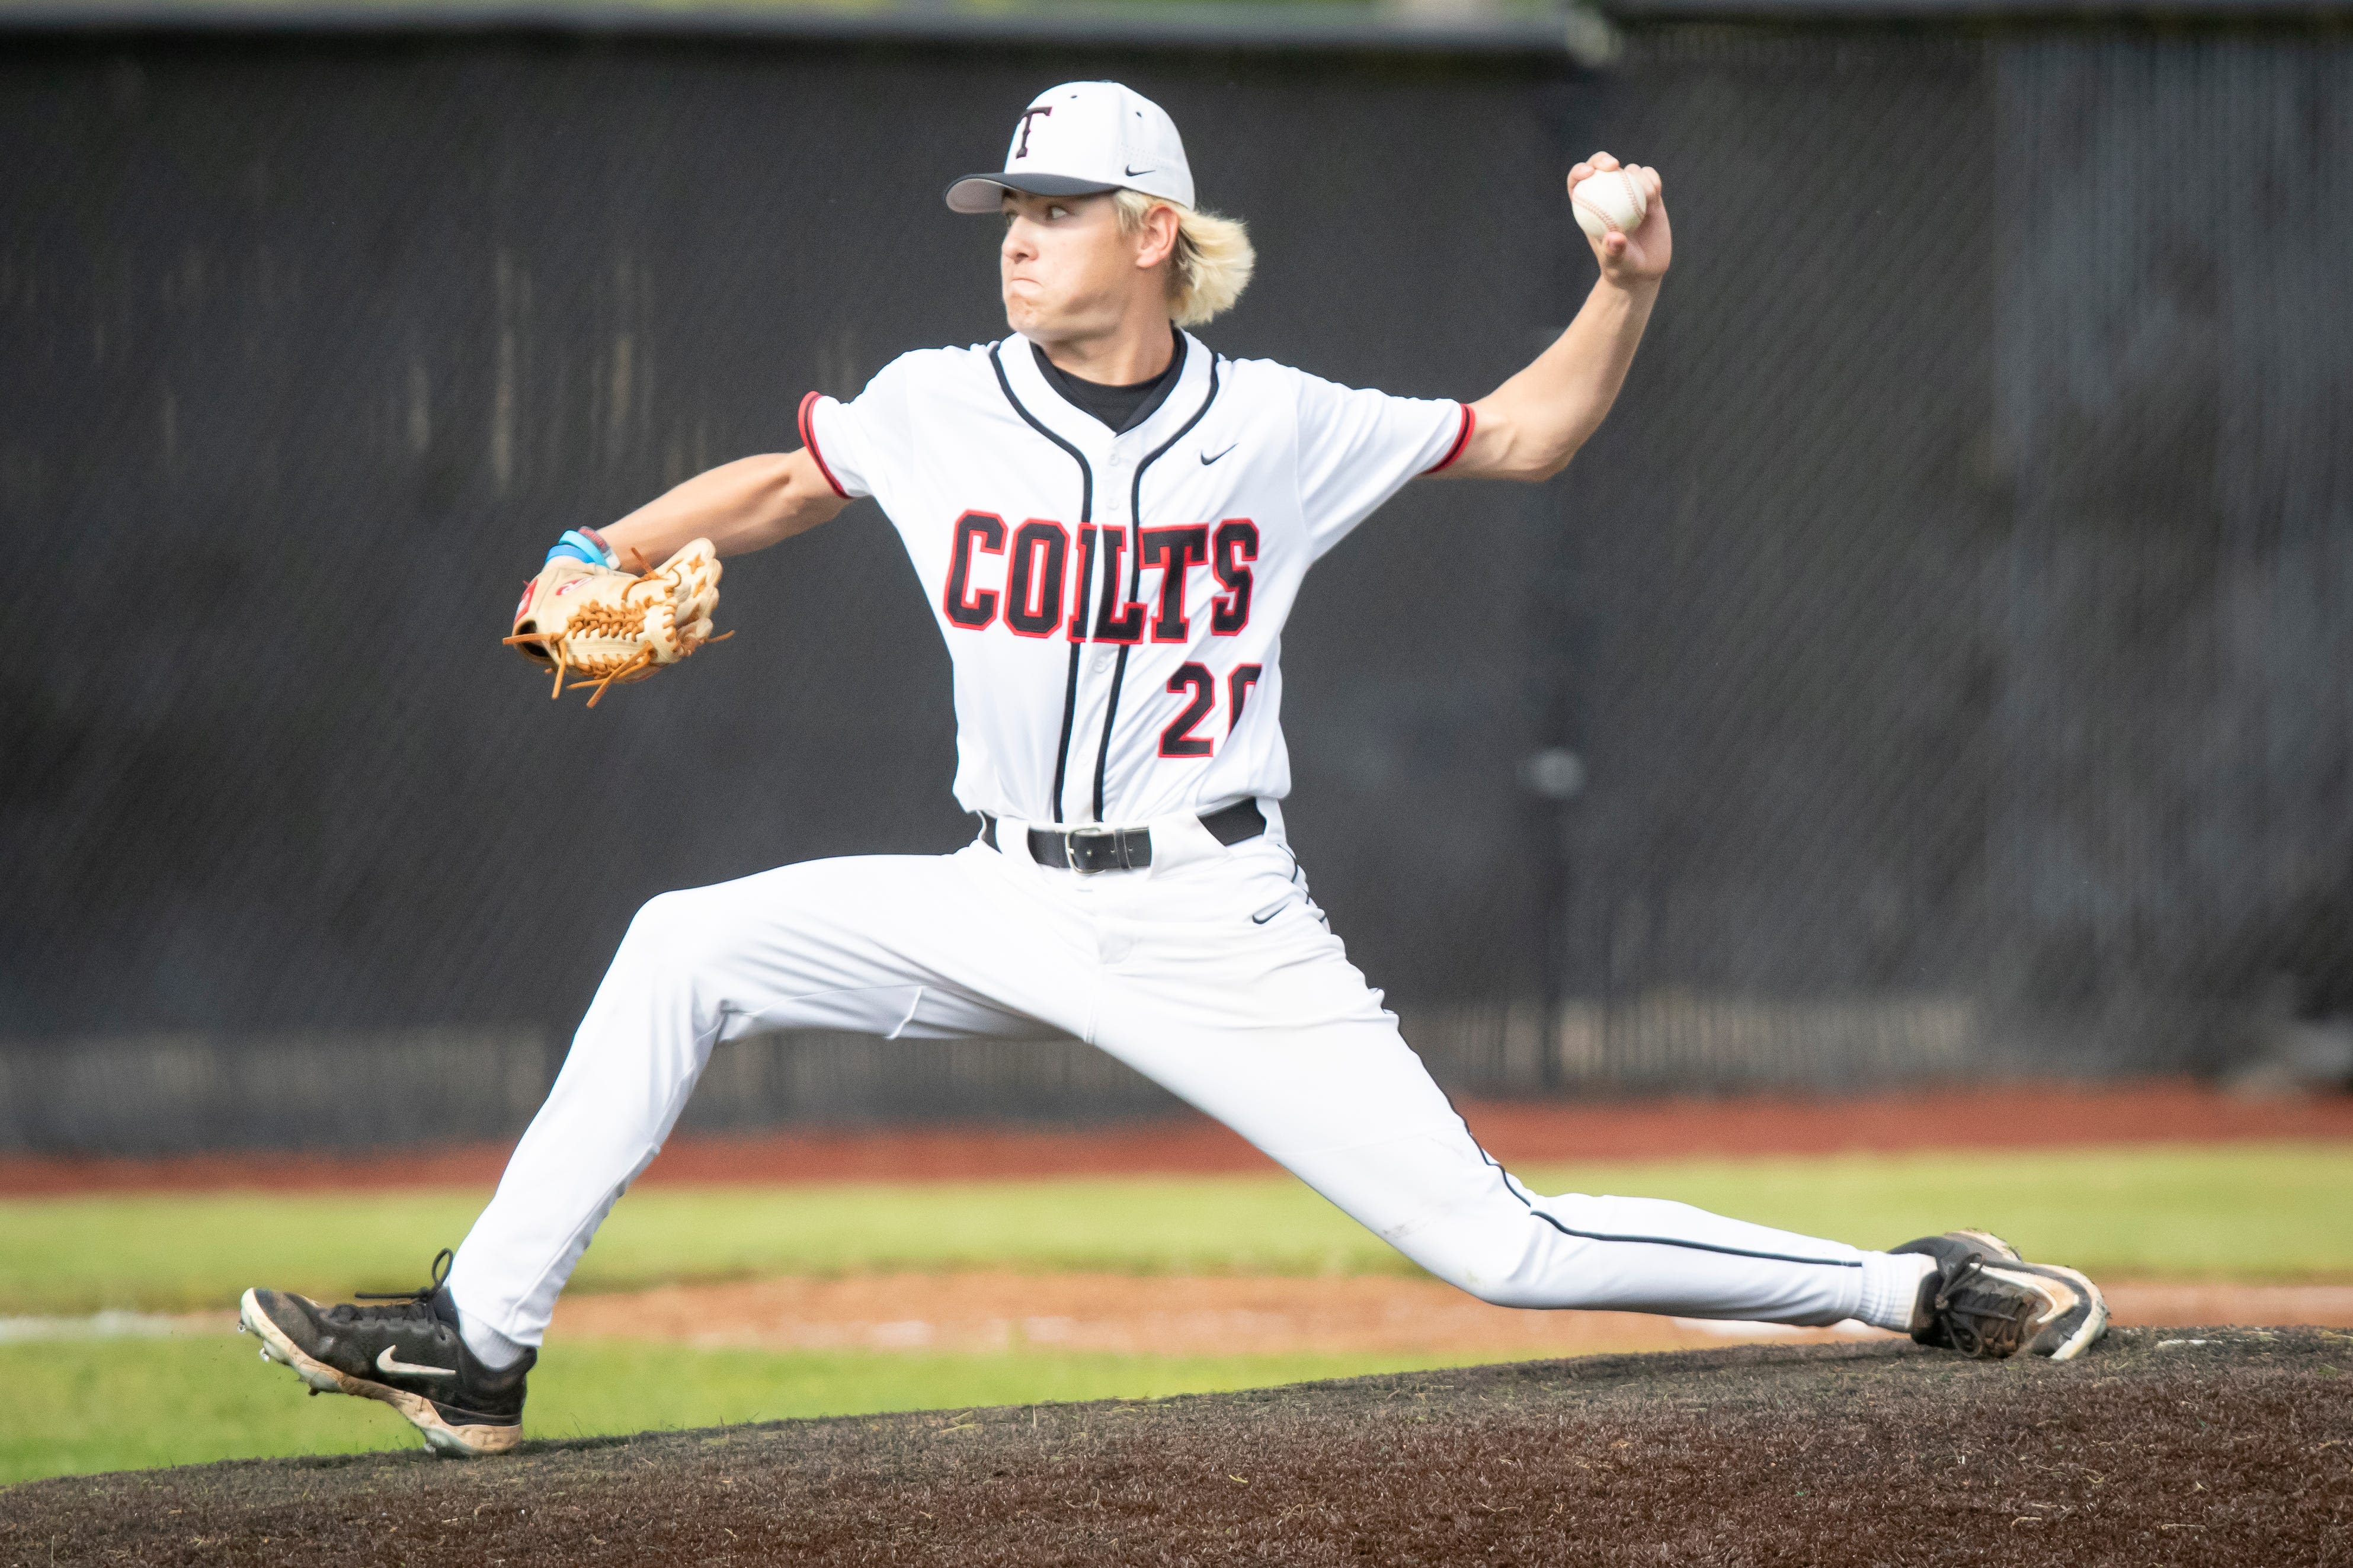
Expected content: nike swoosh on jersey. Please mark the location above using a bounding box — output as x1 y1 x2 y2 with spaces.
1200 444 1238 466
376 1346 459 1378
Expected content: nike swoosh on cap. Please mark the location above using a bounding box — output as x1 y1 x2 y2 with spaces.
1125 165 1155 177
377 1346 458 1378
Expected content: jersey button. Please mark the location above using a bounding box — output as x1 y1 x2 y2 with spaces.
1091 650 1114 674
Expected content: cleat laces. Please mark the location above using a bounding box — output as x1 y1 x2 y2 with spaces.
1932 1256 2034 1359
331 1247 454 1327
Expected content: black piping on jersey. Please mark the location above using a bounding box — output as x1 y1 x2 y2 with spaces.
1429 1080 1864 1272
1483 1146 1860 1268
988 343 1093 823
1090 355 1224 820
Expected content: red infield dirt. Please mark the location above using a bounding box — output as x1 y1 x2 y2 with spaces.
546 1273 2353 1358
5 1080 2349 1195
7 1329 2346 1566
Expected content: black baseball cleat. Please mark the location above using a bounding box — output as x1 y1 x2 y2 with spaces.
238 1248 532 1457
1891 1229 2109 1362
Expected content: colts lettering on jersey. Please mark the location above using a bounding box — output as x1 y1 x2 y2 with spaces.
947 511 1262 763
944 511 1257 643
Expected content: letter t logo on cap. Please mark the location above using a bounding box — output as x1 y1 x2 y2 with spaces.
1013 105 1052 159
945 82 1197 214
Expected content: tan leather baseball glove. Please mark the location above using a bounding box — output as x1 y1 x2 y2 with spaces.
505 538 725 706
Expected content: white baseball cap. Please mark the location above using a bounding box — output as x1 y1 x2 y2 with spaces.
945 81 1196 214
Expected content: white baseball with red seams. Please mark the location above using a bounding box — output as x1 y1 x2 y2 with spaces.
1571 167 1648 241
440 82 1936 1364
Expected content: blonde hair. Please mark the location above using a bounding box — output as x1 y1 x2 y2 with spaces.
1114 188 1255 328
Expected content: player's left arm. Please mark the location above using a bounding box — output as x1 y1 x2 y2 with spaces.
1439 152 1671 484
597 447 850 569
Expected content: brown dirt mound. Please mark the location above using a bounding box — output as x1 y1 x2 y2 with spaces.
7 1080 2349 1195
7 1329 2347 1566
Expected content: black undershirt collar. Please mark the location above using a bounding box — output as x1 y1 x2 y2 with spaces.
1030 331 1186 435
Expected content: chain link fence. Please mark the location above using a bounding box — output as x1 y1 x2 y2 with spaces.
1530 28 2353 1093
2 18 2348 1151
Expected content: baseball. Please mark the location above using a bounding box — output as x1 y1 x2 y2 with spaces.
1571 167 1647 241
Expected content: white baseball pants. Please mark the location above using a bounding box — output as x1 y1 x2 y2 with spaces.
447 812 1928 1346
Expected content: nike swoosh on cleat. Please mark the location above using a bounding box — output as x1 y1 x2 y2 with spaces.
377 1346 458 1378
1200 444 1237 466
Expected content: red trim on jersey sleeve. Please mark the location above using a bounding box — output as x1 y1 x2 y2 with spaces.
798 390 850 499
1424 402 1477 474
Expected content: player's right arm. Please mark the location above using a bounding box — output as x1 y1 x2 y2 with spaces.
594 447 849 571
1441 152 1670 485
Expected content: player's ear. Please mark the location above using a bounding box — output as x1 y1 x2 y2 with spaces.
1135 201 1181 270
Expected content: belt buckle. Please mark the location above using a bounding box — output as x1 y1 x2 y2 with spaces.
1065 824 1126 876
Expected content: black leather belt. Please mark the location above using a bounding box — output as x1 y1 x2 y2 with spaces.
981 799 1266 873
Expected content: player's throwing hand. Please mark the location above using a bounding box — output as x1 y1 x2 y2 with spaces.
1569 152 1671 286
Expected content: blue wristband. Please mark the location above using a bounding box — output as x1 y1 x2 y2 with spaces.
545 529 618 569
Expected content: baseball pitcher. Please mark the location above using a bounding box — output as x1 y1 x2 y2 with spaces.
241 82 2108 1457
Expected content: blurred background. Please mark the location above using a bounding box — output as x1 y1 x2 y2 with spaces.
2 0 2350 1489
6 0 2353 1147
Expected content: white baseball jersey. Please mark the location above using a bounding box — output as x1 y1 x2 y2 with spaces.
798 330 1475 825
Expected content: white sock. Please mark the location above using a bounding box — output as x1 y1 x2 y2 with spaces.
1856 1251 1939 1332
456 1309 533 1371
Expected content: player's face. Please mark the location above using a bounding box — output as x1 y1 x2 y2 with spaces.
999 191 1155 344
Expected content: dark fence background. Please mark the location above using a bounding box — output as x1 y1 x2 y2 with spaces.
3 17 2349 1150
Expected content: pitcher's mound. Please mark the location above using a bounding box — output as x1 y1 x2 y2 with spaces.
7 1327 2348 1566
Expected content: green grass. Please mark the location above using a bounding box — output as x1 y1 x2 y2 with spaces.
5 1141 2346 1487
0 1333 1480 1487
4 1143 2346 1317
